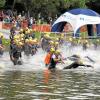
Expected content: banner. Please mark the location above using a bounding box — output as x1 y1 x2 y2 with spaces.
0 22 2 29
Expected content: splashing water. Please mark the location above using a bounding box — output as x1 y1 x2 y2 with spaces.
0 45 100 72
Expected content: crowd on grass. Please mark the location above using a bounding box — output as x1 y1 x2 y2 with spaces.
0 9 55 30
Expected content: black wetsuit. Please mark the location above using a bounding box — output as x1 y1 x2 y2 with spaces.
83 43 88 50
0 48 3 56
10 43 16 60
0 39 3 56
31 44 37 55
10 45 22 65
64 62 92 69
12 48 22 59
68 55 80 61
48 57 57 69
24 43 31 56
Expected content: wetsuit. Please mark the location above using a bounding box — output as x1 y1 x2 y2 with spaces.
0 38 3 56
83 43 88 50
29 33 35 39
31 44 37 55
68 55 80 60
10 45 22 65
64 62 92 69
24 43 31 56
9 43 16 61
0 46 3 56
0 38 2 44
48 54 57 69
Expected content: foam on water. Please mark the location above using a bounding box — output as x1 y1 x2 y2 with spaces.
58 45 100 71
0 46 100 72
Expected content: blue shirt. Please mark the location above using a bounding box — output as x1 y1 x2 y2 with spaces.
0 38 2 44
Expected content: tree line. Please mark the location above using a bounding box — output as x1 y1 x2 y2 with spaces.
0 0 100 22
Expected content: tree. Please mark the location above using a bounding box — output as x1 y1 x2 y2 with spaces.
8 0 100 22
64 0 88 8
0 0 5 8
14 0 88 21
86 0 100 14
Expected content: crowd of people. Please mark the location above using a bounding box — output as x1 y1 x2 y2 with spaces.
0 10 37 29
0 24 100 69
9 25 39 65
0 9 55 30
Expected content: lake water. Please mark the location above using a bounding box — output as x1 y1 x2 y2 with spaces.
0 69 100 100
0 47 100 100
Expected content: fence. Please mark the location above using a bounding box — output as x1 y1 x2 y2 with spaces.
0 22 96 33
0 22 51 32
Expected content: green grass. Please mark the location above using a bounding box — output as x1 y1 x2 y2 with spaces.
2 32 100 46
2 31 41 46
2 39 10 46
35 31 41 39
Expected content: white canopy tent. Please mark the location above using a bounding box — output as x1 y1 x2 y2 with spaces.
51 8 100 37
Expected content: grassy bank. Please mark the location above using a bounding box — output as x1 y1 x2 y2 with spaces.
2 31 41 46
2 31 100 47
2 39 10 46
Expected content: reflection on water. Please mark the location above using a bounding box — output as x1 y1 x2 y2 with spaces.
0 70 100 100
0 47 100 99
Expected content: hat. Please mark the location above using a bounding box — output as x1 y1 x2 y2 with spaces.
50 48 55 52
55 50 60 54
55 42 59 45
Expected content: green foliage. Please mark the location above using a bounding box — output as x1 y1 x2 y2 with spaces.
64 0 88 8
88 0 99 2
15 0 89 20
8 0 100 21
0 0 5 8
2 39 10 46
35 31 41 39
85 0 100 13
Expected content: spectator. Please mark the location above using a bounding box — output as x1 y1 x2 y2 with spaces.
28 17 33 28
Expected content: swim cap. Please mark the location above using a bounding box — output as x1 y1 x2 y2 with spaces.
96 39 99 42
50 41 54 44
55 50 60 54
50 48 55 52
18 41 23 45
30 29 33 32
55 42 59 45
69 37 72 41
85 40 88 43
25 39 29 43
20 28 23 32
0 32 4 38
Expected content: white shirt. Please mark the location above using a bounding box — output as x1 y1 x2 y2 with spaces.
52 54 56 59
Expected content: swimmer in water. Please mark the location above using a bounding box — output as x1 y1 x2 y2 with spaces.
64 54 93 69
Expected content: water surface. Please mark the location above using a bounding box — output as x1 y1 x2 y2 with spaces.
0 47 100 100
